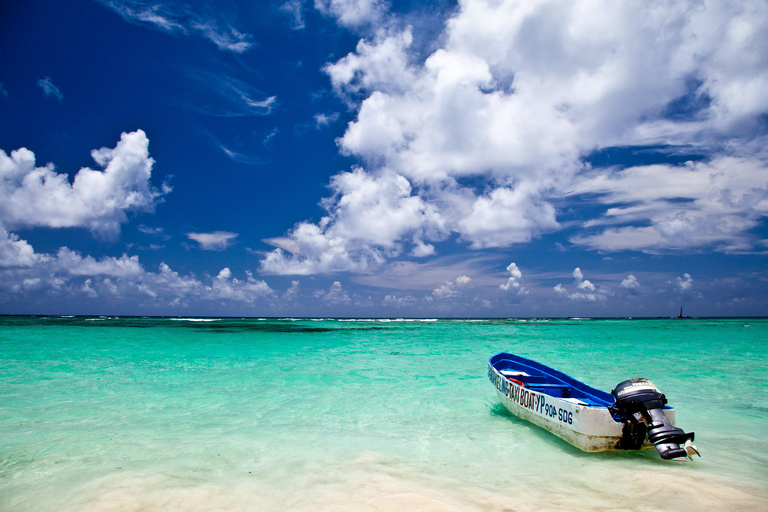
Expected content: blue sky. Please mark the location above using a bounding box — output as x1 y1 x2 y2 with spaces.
1 0 767 317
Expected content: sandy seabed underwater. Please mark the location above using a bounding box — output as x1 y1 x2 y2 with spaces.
1 316 767 511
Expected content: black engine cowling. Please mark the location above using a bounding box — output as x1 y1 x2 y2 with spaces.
610 378 698 460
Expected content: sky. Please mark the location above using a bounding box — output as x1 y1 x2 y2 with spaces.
1 0 767 318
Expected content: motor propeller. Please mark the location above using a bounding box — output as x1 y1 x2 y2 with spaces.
610 378 700 461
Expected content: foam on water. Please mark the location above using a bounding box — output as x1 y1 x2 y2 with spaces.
170 318 220 322
1 317 766 511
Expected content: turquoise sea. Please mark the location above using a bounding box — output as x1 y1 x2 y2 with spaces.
1 316 766 511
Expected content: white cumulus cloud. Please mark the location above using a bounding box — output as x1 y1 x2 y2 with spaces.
53 248 144 277
0 228 48 268
206 268 272 301
261 168 445 274
555 267 603 301
325 28 416 100
433 274 472 299
262 0 768 274
677 273 694 292
620 274 640 290
383 294 417 307
314 0 388 28
0 129 276 310
1 245 273 307
322 281 352 304
500 262 528 295
0 130 166 238
283 280 301 301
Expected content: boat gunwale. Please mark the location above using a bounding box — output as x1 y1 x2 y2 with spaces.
488 352 681 453
489 352 615 407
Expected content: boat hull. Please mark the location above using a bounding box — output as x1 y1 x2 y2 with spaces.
488 360 676 452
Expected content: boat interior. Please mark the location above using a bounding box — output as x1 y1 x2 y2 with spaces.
491 353 615 407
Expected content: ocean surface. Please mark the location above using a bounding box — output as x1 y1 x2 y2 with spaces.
1 316 766 512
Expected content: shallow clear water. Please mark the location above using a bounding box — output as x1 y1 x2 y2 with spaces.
1 316 766 511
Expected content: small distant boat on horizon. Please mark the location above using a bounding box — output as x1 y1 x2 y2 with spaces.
488 353 700 461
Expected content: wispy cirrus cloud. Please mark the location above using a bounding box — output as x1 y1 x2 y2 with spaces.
204 130 269 165
279 0 305 30
138 225 171 240
218 145 268 165
187 231 238 251
97 0 254 53
36 77 64 101
185 69 276 117
314 112 340 128
569 157 768 254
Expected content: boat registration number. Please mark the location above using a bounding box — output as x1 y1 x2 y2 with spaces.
490 367 574 425
539 395 573 425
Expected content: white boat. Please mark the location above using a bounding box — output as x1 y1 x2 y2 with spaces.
488 353 699 461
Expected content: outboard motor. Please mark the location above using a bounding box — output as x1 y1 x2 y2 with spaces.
610 379 700 461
